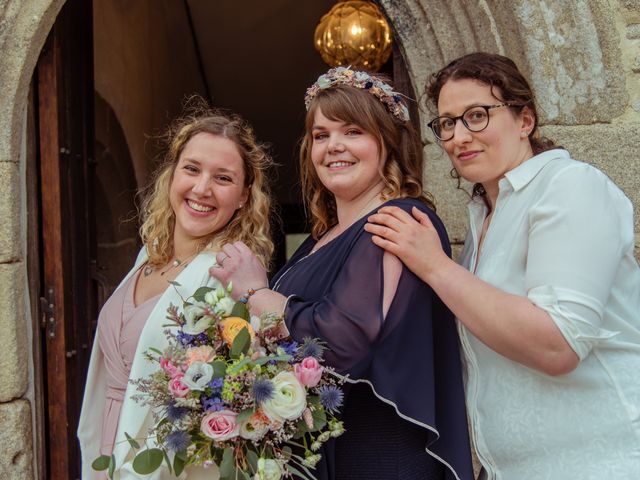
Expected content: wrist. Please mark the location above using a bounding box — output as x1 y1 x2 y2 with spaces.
239 286 269 304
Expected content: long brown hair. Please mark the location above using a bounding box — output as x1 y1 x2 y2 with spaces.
300 81 433 239
140 101 274 267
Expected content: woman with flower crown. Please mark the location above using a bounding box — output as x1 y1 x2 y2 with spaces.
210 68 473 480
77 102 274 479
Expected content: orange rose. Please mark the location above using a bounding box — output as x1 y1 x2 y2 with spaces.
220 317 255 346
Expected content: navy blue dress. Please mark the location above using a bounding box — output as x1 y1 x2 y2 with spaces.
271 198 473 480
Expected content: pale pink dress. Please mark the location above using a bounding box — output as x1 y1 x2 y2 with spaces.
97 269 161 455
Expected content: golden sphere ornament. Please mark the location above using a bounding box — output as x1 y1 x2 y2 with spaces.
314 0 392 72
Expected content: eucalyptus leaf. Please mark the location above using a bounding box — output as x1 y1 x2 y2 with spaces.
132 448 164 475
227 356 251 374
230 327 251 358
231 301 250 320
192 286 215 302
168 280 181 287
147 347 163 356
236 408 255 424
245 449 259 474
174 453 186 477
91 455 110 471
163 449 173 474
210 359 227 378
124 432 140 449
219 447 235 479
108 454 116 479
287 463 316 480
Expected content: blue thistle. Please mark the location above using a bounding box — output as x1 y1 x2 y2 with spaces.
165 402 188 422
165 430 190 452
318 385 343 413
252 378 275 405
299 337 326 360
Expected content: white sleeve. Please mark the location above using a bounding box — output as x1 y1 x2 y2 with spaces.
525 163 633 359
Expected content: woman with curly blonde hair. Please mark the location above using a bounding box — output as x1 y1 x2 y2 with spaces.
211 68 472 480
78 103 274 479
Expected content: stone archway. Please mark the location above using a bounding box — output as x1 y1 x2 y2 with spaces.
0 1 638 478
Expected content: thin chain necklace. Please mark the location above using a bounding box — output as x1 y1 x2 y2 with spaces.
143 252 198 277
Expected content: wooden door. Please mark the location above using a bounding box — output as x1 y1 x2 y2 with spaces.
36 0 96 477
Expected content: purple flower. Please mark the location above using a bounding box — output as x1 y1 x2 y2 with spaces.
202 396 224 412
318 385 343 413
165 430 190 452
279 340 299 357
299 337 325 360
208 377 224 391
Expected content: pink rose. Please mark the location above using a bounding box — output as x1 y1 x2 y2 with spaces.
185 345 215 365
168 373 190 398
160 357 179 376
294 357 324 387
201 409 240 441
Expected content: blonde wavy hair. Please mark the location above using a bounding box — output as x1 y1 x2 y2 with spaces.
300 82 434 239
140 103 274 268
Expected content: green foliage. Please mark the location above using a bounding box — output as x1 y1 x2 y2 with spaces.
192 286 215 302
124 432 140 449
91 455 110 471
210 359 227 378
230 327 251 358
132 448 164 475
231 301 250 320
174 453 186 477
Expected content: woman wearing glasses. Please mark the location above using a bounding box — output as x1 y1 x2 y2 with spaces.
366 52 640 479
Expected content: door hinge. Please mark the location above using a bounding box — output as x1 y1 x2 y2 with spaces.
39 287 56 340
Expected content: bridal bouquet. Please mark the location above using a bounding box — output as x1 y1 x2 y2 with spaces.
92 282 344 480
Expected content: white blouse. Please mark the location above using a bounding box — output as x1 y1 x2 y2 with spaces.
457 149 640 479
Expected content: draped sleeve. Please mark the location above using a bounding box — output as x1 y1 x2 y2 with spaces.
271 198 473 480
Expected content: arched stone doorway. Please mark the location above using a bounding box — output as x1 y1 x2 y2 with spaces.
1 1 638 478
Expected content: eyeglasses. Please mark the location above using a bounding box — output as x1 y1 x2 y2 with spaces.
428 103 520 141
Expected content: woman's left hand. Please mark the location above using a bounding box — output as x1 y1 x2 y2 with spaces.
209 241 269 300
364 206 450 282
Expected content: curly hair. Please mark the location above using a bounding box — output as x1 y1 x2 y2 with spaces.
300 80 434 239
425 52 558 199
139 100 274 268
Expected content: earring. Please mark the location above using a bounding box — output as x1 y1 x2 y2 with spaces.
238 204 243 209
521 131 528 137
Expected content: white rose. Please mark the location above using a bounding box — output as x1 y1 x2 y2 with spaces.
182 361 213 390
257 458 281 480
183 302 212 335
261 371 306 423
215 296 235 317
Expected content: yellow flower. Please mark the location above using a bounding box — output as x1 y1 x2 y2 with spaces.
220 317 255 346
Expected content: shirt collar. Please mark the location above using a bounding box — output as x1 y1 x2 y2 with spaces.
502 148 570 192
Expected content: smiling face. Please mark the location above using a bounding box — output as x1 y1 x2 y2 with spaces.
310 108 385 204
169 132 248 248
438 78 534 201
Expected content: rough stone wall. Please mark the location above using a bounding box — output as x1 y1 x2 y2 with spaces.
0 1 639 479
0 1 63 478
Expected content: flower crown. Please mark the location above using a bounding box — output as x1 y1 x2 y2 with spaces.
304 66 410 122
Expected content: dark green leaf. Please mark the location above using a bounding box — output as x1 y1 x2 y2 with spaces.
210 360 227 378
246 449 259 474
132 448 164 475
108 454 116 479
91 455 111 471
163 449 173 474
124 432 140 449
231 301 250 320
192 286 215 302
230 327 251 358
174 453 186 477
219 447 235 479
287 463 315 480
168 280 181 287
